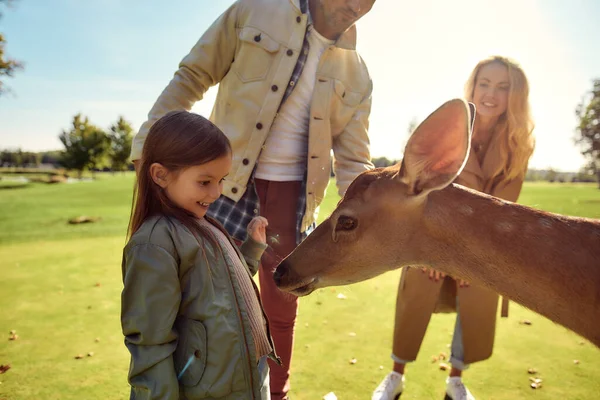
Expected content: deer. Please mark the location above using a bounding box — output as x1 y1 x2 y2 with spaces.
274 98 600 347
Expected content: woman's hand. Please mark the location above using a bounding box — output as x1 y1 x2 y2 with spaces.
247 216 268 244
421 267 469 287
422 267 445 282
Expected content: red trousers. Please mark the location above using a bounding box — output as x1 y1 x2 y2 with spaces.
254 179 301 400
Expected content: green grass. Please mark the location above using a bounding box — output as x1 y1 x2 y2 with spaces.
0 173 134 244
0 177 599 399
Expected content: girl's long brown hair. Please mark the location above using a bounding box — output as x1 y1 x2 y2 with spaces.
127 111 232 239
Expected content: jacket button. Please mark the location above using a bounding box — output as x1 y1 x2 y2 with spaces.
287 49 293 56
242 158 249 165
232 187 238 194
194 350 202 358
254 34 261 42
296 16 301 23
256 122 263 129
271 85 278 92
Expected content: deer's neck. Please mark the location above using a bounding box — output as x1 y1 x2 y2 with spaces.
420 184 600 345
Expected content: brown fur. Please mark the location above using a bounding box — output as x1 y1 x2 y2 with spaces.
274 99 600 347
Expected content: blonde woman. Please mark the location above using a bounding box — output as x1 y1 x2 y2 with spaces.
372 56 535 400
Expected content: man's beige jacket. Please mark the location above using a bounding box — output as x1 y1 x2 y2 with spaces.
131 0 374 232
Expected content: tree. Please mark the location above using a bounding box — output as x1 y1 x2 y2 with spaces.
0 149 15 166
0 0 23 96
40 150 62 166
108 116 133 172
407 117 419 136
372 156 396 168
575 79 600 188
59 114 109 178
546 168 557 183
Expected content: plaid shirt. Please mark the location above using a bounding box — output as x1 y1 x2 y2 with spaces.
207 0 313 244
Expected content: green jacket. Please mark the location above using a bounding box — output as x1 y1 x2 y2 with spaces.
121 215 277 399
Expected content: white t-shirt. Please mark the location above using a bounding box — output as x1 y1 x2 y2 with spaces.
255 25 334 181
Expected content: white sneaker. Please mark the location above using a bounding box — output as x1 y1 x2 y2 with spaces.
372 371 405 400
445 377 475 400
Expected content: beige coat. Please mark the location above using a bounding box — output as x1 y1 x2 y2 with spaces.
130 0 374 233
393 131 527 364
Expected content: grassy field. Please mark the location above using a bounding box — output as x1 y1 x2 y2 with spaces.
0 174 599 399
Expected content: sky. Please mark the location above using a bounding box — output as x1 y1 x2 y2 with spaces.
0 0 599 172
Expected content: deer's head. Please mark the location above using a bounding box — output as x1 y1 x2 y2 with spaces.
274 99 474 295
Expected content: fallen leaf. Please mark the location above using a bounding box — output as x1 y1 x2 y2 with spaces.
379 365 384 370
68 216 101 224
519 320 532 325
530 382 542 389
8 334 18 341
87 352 94 357
0 365 10 374
527 368 538 374
573 360 580 365
529 377 543 384
349 358 357 365
95 282 101 287
336 293 347 300
9 330 15 335
579 341 585 345
348 332 356 337
95 338 100 342
431 356 439 363
305 323 309 327
439 352 448 360
74 354 84 359
439 362 450 371
323 392 338 400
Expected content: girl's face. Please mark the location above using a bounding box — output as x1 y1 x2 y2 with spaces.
472 62 510 120
156 153 232 219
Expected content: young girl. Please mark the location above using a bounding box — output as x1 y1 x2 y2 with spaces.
121 110 277 399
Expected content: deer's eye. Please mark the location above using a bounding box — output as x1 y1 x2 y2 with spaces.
336 215 357 231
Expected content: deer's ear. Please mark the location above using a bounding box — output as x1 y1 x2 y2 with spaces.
398 99 473 196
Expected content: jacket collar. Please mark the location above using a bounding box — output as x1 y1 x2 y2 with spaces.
289 0 357 50
456 131 507 192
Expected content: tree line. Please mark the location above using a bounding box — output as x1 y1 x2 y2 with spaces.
1 115 134 178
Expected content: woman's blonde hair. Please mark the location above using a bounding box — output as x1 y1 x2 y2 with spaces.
465 56 535 181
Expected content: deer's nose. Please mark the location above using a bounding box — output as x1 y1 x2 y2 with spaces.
273 262 287 287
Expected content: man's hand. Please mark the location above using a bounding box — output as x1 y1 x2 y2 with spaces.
247 216 268 244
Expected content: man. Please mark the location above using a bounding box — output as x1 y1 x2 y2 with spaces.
130 0 376 398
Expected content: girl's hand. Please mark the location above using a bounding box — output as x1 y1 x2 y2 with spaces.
247 216 268 244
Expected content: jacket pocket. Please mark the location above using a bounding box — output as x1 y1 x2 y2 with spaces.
174 318 208 387
333 79 362 107
234 26 280 83
330 80 363 135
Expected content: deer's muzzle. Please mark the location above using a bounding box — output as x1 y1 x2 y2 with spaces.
274 260 318 296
